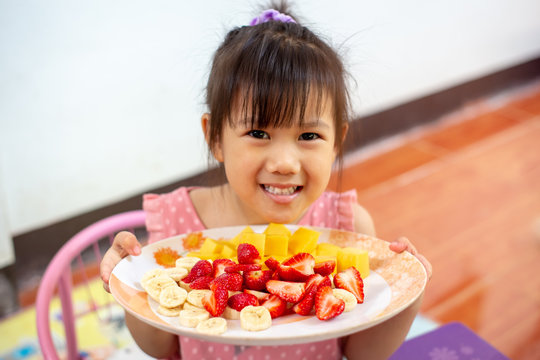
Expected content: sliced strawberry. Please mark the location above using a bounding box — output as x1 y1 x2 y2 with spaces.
333 267 364 303
278 253 315 281
319 276 332 288
315 285 345 320
213 258 236 277
261 294 287 318
227 292 259 312
225 264 262 273
243 269 272 291
313 260 336 277
266 280 306 303
188 275 213 290
293 274 326 316
243 289 270 302
264 257 280 271
211 272 243 291
237 243 261 264
183 259 213 283
202 283 229 317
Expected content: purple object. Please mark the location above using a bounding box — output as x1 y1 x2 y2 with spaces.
250 9 296 26
390 322 510 360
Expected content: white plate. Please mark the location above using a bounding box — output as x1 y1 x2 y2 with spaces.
110 225 427 345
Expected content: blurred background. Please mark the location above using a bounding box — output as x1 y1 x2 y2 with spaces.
1 0 539 359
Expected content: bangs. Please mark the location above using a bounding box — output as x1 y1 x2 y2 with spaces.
227 26 339 129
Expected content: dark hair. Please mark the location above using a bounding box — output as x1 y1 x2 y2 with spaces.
205 2 350 170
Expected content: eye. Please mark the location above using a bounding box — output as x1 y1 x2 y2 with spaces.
299 132 320 141
247 130 269 139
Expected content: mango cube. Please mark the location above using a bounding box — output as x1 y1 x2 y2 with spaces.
230 226 254 247
220 242 237 258
315 243 341 257
236 232 266 258
288 227 320 254
337 247 370 278
264 223 291 237
264 234 289 256
186 251 220 261
198 238 223 255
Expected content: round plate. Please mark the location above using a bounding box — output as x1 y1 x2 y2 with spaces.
110 225 427 346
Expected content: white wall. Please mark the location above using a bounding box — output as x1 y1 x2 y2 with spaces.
1 0 540 238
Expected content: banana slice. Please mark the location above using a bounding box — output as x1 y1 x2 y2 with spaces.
141 268 165 288
164 267 189 282
178 308 210 328
332 288 357 312
240 305 272 331
143 275 178 302
159 285 188 308
175 256 201 270
196 317 228 335
186 289 211 308
157 305 182 317
178 280 192 292
222 306 241 320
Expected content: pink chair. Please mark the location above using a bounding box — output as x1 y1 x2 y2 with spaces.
36 210 147 360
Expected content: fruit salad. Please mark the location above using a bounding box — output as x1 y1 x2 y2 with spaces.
141 224 368 335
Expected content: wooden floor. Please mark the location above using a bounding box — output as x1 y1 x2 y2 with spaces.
329 83 540 359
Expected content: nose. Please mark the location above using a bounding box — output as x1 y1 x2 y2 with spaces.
265 144 301 175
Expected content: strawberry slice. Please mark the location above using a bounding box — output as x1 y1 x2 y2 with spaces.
313 260 336 277
292 274 326 316
211 272 243 291
202 283 229 317
243 269 272 291
237 243 261 264
261 294 287 318
227 292 259 312
188 275 213 290
243 289 270 302
264 257 281 271
213 258 236 277
278 253 315 281
183 259 213 283
266 280 306 303
333 267 364 303
315 285 345 320
225 264 262 273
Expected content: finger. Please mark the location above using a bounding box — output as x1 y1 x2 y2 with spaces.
389 241 408 253
100 248 123 286
395 236 418 255
416 254 433 279
113 231 141 256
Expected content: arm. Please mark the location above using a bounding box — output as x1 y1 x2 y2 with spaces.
100 231 178 358
341 203 429 359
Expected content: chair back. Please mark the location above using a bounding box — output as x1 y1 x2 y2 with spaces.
35 210 146 360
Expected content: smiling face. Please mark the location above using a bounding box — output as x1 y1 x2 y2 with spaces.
211 96 338 225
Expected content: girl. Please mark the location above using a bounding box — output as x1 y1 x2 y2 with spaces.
101 3 431 359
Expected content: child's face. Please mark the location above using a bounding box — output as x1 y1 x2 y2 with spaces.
214 96 338 224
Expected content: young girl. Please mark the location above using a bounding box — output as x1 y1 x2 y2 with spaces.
101 3 431 359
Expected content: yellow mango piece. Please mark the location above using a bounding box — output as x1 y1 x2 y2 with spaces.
337 247 370 278
220 242 237 258
230 226 254 247
288 227 320 254
315 243 341 257
236 232 266 258
264 223 292 237
198 238 223 255
264 234 289 257
186 251 220 261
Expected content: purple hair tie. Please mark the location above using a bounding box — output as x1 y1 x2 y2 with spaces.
249 9 296 26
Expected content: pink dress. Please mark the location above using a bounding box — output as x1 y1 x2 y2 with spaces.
143 187 358 360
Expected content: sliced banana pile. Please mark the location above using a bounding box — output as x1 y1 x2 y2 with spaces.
332 288 357 312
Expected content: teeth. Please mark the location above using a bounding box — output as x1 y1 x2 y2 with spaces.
264 185 298 195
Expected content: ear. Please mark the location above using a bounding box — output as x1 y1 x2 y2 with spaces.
334 122 349 158
201 113 224 162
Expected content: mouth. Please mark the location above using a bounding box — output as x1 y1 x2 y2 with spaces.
262 184 302 196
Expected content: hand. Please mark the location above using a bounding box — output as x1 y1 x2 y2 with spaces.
389 237 432 279
100 231 142 292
